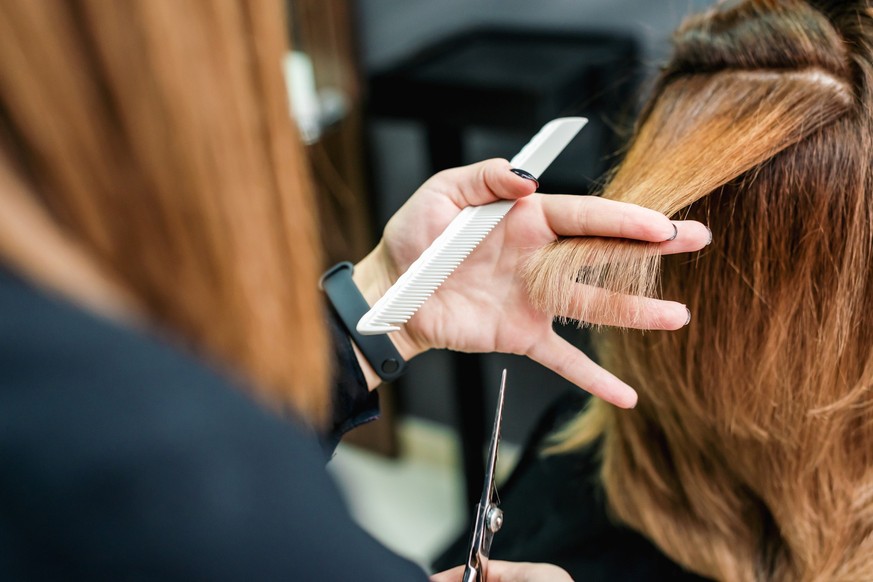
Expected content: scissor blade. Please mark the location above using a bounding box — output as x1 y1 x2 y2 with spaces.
479 369 507 505
463 370 508 582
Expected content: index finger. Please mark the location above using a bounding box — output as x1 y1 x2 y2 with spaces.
539 194 678 242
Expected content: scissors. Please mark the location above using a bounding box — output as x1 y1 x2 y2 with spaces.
462 368 508 582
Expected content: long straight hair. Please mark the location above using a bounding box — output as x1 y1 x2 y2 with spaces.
0 1 330 424
525 1 873 579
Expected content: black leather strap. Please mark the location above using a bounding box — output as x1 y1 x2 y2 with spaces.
320 262 406 383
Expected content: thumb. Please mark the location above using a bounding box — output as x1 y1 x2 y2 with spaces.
429 158 538 209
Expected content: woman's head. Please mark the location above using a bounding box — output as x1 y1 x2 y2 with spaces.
527 1 873 579
0 1 330 423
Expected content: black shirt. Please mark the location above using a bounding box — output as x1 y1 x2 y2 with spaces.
0 267 426 580
434 392 710 581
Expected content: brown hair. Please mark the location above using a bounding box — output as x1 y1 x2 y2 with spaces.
0 1 330 423
525 1 873 579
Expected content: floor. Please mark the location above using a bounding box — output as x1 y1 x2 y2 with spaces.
327 416 519 572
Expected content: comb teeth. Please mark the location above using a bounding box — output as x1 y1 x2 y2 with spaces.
357 201 515 334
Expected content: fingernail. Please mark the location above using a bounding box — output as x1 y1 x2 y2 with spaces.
665 223 678 242
510 168 540 190
706 226 713 245
684 306 692 326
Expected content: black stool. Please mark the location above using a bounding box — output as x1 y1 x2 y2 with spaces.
366 27 641 509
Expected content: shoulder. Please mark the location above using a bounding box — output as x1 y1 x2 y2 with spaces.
0 264 332 486
0 270 335 504
0 268 425 580
0 267 270 429
0 266 326 531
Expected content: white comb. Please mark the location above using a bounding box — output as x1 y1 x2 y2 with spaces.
357 117 588 335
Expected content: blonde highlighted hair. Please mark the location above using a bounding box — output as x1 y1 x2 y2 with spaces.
0 1 330 423
525 1 873 580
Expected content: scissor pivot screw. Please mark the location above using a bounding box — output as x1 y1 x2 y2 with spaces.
486 506 504 533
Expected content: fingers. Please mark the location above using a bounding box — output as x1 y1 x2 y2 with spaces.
539 195 685 242
430 159 538 208
423 163 712 255
487 561 575 582
429 566 463 582
430 562 574 582
563 285 691 330
528 332 638 409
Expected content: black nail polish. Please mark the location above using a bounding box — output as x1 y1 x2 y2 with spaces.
665 223 679 242
510 168 540 190
684 307 692 326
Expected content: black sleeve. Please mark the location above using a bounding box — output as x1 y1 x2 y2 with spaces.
322 309 381 456
0 271 426 581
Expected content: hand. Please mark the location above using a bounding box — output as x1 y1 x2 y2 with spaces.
354 159 710 407
430 560 574 582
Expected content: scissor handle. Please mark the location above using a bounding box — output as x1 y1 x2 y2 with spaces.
463 501 505 581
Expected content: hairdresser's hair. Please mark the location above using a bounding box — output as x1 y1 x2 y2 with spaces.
525 1 873 579
0 1 330 423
